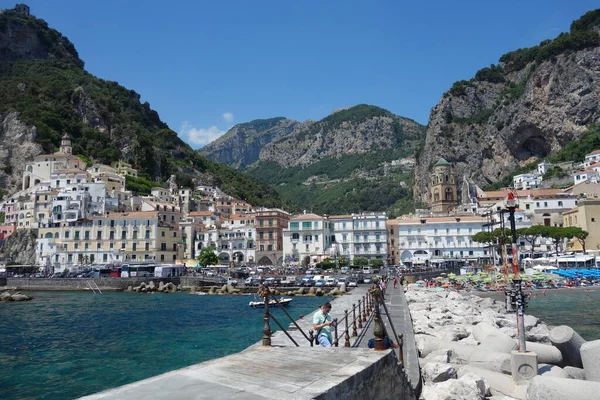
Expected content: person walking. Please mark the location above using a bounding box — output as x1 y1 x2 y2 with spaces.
313 302 335 347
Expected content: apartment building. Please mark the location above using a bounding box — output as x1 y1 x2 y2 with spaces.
37 211 183 271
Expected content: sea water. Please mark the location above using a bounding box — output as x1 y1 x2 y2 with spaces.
0 291 330 400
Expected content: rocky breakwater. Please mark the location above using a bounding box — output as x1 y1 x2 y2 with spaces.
1 291 32 301
406 287 600 400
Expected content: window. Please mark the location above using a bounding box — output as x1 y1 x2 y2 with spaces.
109 231 114 240
536 202 540 207
145 230 150 239
74 231 80 240
526 204 530 210
74 243 79 250
161 231 165 237
259 220 264 227
65 231 70 239
558 201 563 207
173 244 177 251
97 231 102 240
121 231 126 240
97 243 101 249
121 242 126 249
592 218 596 222
84 243 89 250
259 232 264 240
544 202 548 207
267 244 273 251
315 235 319 241
259 245 264 251
269 219 273 227
268 231 273 240
145 243 149 251
160 243 166 251
302 222 311 229
109 242 114 249
173 232 177 237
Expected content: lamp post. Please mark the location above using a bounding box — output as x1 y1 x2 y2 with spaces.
505 190 527 352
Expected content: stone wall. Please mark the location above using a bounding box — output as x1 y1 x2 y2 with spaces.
315 351 415 400
7 277 181 291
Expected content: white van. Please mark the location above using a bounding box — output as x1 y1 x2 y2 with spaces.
362 267 372 275
340 266 349 274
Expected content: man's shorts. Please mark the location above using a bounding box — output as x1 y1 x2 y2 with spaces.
318 335 332 347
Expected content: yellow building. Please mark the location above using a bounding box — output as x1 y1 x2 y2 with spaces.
37 211 184 270
113 161 138 178
563 199 600 252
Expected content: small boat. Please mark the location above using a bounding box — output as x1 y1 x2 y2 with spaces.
249 297 293 308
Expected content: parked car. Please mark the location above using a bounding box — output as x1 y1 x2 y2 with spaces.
314 279 326 287
336 278 347 287
325 278 336 287
347 278 358 287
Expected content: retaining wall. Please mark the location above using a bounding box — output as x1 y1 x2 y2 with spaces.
6 277 181 291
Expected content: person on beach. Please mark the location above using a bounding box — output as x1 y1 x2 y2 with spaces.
313 302 335 348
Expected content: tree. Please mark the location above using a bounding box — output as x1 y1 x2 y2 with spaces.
540 226 568 254
517 225 546 258
337 256 349 268
353 257 368 267
196 246 219 267
370 259 384 269
564 226 589 254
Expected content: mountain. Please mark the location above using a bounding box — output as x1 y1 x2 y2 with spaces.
201 104 426 215
413 9 600 205
199 117 312 169
0 5 282 207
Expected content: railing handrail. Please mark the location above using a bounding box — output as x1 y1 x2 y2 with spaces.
370 279 404 365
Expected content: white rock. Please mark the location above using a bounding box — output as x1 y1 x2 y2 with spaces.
421 378 484 400
459 371 491 397
422 362 457 383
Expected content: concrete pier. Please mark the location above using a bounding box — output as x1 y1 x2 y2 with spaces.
80 284 417 400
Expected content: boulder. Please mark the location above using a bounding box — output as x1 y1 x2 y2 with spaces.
11 293 31 301
472 323 518 353
148 281 156 290
523 341 563 365
563 366 586 380
422 362 457 383
158 282 165 291
423 349 454 364
538 364 567 378
550 325 586 368
527 376 600 400
527 324 550 343
0 292 13 301
421 372 489 400
457 365 527 400
581 339 600 381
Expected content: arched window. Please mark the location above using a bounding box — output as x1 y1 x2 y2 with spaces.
445 188 453 201
433 189 440 202
445 175 449 182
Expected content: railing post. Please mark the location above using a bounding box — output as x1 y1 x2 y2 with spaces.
372 287 385 350
344 310 350 347
362 295 367 322
352 303 357 337
397 333 404 364
262 296 272 346
333 318 339 347
309 329 314 347
357 300 363 329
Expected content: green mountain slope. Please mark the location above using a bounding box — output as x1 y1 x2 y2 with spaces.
242 105 426 216
0 7 281 207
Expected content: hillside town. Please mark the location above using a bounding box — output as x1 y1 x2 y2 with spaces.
1 134 599 274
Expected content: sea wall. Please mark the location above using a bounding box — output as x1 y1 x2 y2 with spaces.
6 277 181 291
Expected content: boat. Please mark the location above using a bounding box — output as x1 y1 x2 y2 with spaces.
249 297 293 308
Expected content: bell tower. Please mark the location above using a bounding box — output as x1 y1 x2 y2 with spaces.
430 158 457 213
59 133 72 155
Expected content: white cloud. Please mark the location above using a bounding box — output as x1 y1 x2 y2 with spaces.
180 121 226 148
222 112 234 123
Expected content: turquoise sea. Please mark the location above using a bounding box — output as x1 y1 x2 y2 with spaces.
0 291 331 400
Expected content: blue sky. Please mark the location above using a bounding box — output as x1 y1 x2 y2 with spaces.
8 0 600 148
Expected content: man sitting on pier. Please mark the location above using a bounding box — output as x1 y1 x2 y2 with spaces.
313 302 335 347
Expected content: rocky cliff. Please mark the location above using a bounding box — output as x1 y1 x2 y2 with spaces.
0 229 37 265
413 9 600 205
258 105 425 168
199 117 310 168
0 111 41 197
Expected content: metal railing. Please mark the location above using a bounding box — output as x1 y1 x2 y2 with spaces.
259 284 375 348
369 279 404 365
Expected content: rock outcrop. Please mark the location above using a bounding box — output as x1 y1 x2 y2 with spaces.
0 228 37 265
413 11 600 205
0 112 42 196
199 117 310 168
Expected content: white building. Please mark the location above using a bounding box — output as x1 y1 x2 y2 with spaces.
583 150 600 167
326 212 387 264
573 170 600 185
51 189 92 223
513 173 542 190
282 212 332 266
388 216 489 268
538 161 552 175
194 225 256 266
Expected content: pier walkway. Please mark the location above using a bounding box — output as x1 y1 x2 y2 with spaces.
81 284 419 400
